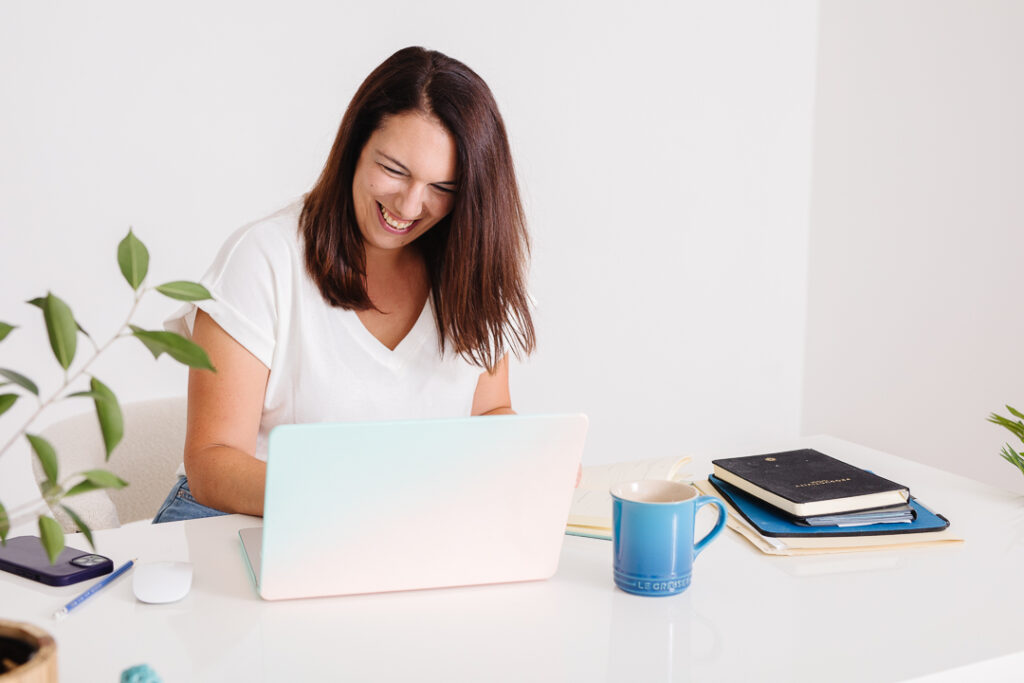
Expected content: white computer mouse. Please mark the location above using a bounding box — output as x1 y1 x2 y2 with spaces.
132 561 193 604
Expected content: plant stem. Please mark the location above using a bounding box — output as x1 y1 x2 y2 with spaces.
0 289 146 464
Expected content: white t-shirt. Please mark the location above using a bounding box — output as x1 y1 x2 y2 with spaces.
165 201 484 461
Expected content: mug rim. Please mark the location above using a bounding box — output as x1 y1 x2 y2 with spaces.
610 479 698 504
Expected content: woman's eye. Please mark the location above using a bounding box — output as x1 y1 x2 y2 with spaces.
433 185 456 195
378 164 403 176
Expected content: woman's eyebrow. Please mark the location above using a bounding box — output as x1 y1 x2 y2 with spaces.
377 150 457 186
377 151 410 173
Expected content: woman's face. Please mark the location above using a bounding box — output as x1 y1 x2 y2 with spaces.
351 111 458 253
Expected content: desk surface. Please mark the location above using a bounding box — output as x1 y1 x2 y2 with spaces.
5 435 1024 682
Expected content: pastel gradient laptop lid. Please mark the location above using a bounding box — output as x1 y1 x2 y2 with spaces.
239 414 588 600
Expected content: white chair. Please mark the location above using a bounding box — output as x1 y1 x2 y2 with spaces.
33 397 187 531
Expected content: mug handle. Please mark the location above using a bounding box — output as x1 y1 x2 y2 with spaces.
693 495 728 558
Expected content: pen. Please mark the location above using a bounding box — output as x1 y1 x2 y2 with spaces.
53 558 136 621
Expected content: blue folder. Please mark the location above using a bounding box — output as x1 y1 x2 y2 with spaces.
707 475 950 538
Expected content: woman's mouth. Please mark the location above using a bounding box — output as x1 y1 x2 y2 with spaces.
378 202 416 234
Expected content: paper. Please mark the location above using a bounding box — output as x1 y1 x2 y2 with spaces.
566 456 692 539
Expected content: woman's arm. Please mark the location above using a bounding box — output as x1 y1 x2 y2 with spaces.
471 354 514 416
472 354 582 486
183 309 270 516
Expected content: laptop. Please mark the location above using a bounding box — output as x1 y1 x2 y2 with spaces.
239 413 588 600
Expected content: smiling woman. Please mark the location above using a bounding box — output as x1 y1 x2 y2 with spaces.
302 46 534 369
355 114 458 241
153 47 536 521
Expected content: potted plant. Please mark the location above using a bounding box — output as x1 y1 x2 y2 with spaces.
0 229 214 681
0 620 56 682
988 405 1024 476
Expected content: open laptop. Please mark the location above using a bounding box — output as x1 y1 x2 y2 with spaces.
239 414 588 600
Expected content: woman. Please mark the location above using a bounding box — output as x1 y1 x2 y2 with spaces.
154 46 534 522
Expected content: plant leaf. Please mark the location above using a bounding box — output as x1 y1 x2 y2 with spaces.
65 390 107 400
129 325 160 359
91 378 123 460
130 327 215 371
40 482 63 506
0 500 9 544
60 505 95 550
155 281 212 302
78 469 128 490
987 413 1011 428
65 480 105 497
1008 405 1024 421
0 368 39 396
26 434 59 485
1000 445 1024 475
0 393 17 417
1002 421 1023 441
27 298 91 340
988 412 1024 440
66 472 124 498
42 292 77 370
0 322 14 342
38 516 64 564
117 229 149 290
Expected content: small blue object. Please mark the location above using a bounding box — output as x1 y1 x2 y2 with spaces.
53 558 136 620
611 482 727 597
121 664 163 683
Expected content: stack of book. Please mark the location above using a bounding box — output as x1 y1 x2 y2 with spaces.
700 449 961 555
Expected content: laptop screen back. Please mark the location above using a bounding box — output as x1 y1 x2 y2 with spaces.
244 414 588 600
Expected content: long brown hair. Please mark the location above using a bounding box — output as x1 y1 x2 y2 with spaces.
300 47 534 372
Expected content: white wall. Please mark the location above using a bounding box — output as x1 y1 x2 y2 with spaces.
0 1 819 522
803 0 1024 492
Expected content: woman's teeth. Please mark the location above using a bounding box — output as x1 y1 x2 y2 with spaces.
379 204 414 231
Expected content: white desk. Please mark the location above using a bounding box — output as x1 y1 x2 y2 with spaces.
5 435 1024 682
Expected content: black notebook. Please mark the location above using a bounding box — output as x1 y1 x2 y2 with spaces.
711 449 910 517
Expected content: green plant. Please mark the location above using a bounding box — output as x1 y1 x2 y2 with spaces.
987 405 1024 476
0 230 215 562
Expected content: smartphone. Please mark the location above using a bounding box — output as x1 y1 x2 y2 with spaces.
0 536 113 586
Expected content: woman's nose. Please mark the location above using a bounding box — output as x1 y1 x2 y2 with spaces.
395 183 427 219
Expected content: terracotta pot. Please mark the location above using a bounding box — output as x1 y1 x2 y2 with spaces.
0 621 57 683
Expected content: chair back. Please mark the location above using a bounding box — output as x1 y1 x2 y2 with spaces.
35 396 187 530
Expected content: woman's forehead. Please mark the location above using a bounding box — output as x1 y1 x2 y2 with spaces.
369 112 457 181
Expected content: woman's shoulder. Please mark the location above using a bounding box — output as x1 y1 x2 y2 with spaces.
223 200 302 255
209 200 305 274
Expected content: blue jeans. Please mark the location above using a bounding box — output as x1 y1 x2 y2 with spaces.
152 476 229 524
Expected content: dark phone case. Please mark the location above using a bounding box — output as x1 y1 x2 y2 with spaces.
0 536 113 586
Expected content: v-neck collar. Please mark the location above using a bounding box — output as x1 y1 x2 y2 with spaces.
343 296 434 372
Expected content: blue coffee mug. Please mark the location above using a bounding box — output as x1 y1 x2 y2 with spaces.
611 480 727 597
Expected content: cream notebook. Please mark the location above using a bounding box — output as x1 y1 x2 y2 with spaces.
566 456 692 540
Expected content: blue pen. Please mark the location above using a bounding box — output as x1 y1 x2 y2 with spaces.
53 558 136 621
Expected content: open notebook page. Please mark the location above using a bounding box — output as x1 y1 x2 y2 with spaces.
567 456 692 537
